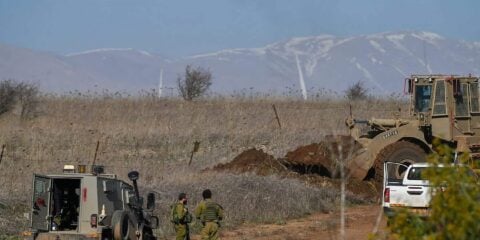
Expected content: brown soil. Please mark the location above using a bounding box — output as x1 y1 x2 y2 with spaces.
190 204 387 240
211 137 378 201
284 135 362 177
212 148 287 176
213 136 361 178
284 142 335 175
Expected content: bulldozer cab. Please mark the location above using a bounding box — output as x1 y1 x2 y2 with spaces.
407 75 480 141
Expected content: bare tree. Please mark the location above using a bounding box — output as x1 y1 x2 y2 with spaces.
177 65 212 101
16 82 39 118
345 80 368 100
0 80 17 115
0 79 39 118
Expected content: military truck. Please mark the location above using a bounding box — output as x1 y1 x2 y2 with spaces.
25 165 158 240
343 74 480 181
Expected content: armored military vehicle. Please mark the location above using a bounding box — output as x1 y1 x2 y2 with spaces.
26 165 158 240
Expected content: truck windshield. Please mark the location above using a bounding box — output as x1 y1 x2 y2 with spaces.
407 167 427 180
415 85 432 112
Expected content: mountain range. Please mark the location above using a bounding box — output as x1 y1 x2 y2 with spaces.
1 31 479 96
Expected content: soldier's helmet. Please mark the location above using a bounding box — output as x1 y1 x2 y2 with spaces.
178 192 187 200
202 189 212 199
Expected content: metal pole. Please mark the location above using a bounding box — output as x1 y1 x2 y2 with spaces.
92 140 100 166
188 141 200 166
0 144 5 166
272 104 282 129
339 144 345 240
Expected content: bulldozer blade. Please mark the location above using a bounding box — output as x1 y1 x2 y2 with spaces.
345 148 371 180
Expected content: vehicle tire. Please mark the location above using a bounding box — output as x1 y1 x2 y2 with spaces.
141 227 155 240
111 210 130 240
372 141 427 183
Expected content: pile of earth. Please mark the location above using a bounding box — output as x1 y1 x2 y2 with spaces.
213 136 362 178
284 135 362 177
211 136 377 201
212 148 287 176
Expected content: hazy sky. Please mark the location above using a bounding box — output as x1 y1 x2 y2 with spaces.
1 0 479 57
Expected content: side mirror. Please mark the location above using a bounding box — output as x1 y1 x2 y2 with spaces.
405 78 413 94
408 79 413 94
149 216 159 229
146 192 156 210
128 171 139 181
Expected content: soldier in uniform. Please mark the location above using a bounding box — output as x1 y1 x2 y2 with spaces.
194 189 224 240
172 193 192 240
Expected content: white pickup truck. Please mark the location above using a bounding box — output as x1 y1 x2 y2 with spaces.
382 162 433 217
383 161 478 220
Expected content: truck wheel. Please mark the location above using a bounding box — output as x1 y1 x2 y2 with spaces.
141 228 155 240
112 210 130 240
373 141 426 182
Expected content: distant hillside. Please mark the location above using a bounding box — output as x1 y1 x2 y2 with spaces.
1 31 479 95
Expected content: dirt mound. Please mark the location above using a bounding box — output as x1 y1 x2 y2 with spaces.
213 148 287 176
284 143 334 176
213 136 362 178
212 142 377 202
284 135 361 177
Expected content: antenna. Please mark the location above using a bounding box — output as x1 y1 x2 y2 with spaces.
295 54 308 100
158 68 164 98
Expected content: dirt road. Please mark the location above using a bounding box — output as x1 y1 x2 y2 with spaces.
191 204 387 240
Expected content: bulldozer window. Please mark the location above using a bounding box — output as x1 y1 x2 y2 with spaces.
415 85 432 113
433 80 447 115
470 82 480 113
455 83 470 117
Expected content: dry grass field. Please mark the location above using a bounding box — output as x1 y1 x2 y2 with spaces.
0 95 408 237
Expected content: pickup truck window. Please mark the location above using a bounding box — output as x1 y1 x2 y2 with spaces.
407 167 427 180
408 166 477 181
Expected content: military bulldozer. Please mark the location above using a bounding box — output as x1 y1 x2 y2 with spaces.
25 165 159 240
342 74 480 182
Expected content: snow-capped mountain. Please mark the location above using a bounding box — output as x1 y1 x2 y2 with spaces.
177 31 480 94
1 31 479 95
64 48 167 91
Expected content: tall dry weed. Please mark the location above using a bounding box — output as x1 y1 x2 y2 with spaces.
0 95 406 235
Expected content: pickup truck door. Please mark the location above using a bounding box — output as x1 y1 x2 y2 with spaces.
31 174 52 231
384 162 408 207
400 166 431 207
384 163 431 208
384 162 408 188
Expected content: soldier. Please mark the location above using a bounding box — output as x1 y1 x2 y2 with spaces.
194 189 224 240
172 192 192 240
